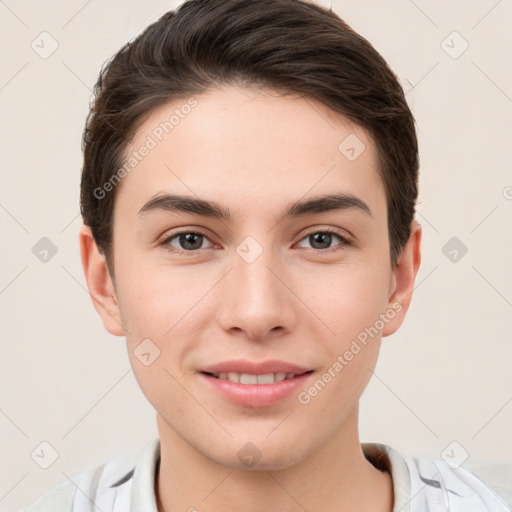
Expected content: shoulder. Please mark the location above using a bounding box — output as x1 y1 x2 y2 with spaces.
403 453 512 511
466 460 512 510
20 479 76 512
20 455 136 512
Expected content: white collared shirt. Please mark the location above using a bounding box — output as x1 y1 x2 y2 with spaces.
22 437 512 511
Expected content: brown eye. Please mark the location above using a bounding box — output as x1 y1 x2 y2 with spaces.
161 231 214 253
296 229 352 252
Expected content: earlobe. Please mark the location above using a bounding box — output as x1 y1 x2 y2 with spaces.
79 224 125 337
382 221 422 337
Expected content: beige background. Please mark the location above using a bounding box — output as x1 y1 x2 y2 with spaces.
1 0 511 510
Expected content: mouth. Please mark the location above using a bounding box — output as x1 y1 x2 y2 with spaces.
201 370 313 385
198 368 315 408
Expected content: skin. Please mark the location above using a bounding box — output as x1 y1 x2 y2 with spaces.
80 85 421 512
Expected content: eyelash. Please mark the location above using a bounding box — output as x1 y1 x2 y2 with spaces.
160 228 353 255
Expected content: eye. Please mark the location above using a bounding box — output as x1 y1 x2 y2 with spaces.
296 229 352 252
160 228 353 255
161 231 215 253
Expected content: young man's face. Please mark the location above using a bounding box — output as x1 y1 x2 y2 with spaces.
81 85 420 470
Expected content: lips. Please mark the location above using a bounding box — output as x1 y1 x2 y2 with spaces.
199 359 312 375
197 359 314 407
206 371 303 384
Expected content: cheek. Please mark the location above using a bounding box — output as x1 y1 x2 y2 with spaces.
115 260 196 337
127 349 189 423
116 263 208 388
304 264 389 339
300 265 387 402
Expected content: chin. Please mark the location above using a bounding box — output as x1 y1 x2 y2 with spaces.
207 436 311 472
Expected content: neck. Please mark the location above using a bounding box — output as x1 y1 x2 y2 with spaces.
155 406 394 512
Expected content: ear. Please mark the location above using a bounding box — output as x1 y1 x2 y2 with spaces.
79 224 125 337
382 220 422 337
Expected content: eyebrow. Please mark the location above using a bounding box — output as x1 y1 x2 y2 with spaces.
137 192 372 222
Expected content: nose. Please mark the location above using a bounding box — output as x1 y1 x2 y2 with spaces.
215 243 298 342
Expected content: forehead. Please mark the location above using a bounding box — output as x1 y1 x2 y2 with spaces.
116 85 385 223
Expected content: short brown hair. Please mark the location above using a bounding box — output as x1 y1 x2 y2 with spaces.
80 0 419 276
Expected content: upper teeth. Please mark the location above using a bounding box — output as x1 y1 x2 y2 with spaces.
212 372 298 384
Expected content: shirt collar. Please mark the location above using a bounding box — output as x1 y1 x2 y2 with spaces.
130 437 160 512
362 442 412 512
130 437 411 512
